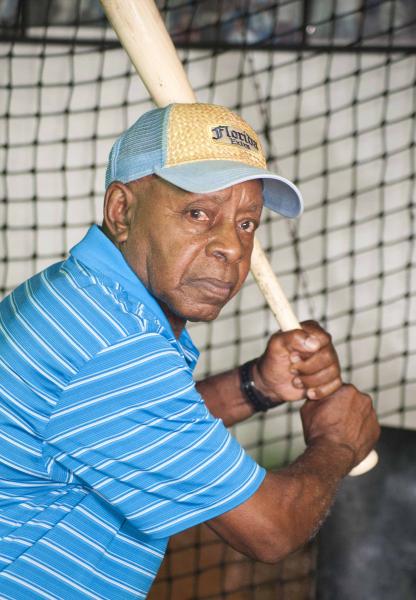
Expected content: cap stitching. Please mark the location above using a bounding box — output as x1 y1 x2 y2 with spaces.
161 104 173 168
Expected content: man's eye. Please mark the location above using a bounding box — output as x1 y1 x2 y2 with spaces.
189 209 209 221
240 220 256 232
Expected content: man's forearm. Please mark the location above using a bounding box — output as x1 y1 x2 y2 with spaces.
207 438 354 563
196 368 256 427
267 439 354 550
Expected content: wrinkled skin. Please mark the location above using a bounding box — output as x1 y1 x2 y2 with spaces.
103 175 262 336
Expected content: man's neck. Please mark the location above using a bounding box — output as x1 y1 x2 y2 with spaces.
159 301 186 339
101 225 186 338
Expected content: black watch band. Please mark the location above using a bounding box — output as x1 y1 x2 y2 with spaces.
239 359 284 412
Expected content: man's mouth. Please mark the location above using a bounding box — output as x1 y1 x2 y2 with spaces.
188 278 234 299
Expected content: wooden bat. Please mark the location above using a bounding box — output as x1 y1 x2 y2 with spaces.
99 0 378 477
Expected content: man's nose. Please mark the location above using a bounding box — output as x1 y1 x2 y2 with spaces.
206 221 244 263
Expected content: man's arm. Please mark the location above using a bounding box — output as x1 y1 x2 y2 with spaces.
196 366 255 426
197 321 341 427
206 384 380 563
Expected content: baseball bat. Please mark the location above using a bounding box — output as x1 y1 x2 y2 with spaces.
99 0 377 477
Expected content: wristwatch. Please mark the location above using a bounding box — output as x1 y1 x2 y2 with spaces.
239 359 284 412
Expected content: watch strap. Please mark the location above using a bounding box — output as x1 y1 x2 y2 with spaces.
239 359 284 412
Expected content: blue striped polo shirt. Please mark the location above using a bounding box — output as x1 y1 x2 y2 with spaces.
0 225 265 599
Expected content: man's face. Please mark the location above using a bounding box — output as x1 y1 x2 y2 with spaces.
119 176 263 328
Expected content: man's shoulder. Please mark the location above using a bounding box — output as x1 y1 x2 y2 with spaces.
0 253 193 397
35 254 163 338
1 255 167 372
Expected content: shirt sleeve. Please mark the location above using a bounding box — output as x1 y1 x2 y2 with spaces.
43 331 266 538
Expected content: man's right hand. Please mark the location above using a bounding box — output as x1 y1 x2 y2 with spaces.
300 384 380 472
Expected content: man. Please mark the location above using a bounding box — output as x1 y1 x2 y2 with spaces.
0 103 379 598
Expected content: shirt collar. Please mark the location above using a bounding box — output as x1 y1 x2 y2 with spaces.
70 225 183 343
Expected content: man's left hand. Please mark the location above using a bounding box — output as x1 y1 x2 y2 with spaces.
252 320 342 404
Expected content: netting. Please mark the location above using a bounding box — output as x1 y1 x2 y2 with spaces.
1 0 415 597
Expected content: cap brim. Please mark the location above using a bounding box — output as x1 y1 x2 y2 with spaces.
155 160 303 219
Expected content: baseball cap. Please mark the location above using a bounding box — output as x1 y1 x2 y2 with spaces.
105 103 303 218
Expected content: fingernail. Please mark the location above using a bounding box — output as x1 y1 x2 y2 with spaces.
290 353 301 363
304 337 320 351
307 389 316 399
293 377 303 388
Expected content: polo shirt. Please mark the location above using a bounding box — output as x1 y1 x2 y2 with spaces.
0 225 266 599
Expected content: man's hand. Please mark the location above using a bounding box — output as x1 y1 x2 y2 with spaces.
301 384 380 470
252 320 342 405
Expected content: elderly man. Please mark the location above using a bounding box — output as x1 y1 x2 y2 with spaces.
0 103 379 598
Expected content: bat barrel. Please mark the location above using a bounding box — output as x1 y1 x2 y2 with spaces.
100 0 196 106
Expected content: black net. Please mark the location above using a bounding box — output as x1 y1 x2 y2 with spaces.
1 0 415 597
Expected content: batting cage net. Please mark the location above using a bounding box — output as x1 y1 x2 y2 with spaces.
1 0 415 597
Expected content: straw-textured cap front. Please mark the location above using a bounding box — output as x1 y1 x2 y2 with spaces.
165 104 266 170
105 103 303 218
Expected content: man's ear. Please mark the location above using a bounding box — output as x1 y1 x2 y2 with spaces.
103 182 135 244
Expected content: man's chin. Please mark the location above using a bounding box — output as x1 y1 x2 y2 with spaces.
181 302 225 323
186 310 222 323
158 296 226 328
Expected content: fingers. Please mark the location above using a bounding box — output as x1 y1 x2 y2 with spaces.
267 320 330 357
300 384 380 466
282 331 323 356
292 376 342 401
287 322 341 399
258 320 342 404
291 354 341 393
286 320 332 355
290 345 338 374
296 370 342 400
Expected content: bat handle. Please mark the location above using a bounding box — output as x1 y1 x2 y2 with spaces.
250 238 378 476
250 237 301 330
